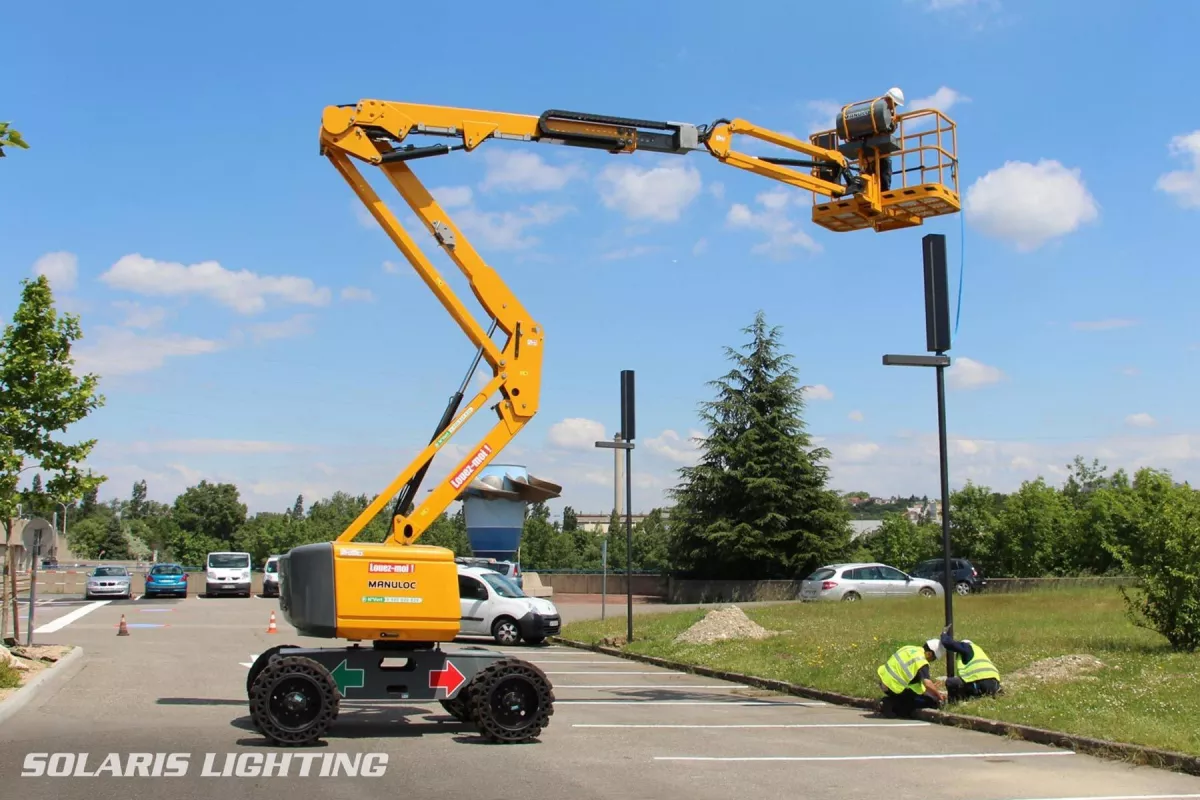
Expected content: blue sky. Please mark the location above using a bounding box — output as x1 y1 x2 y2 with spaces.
4 0 1200 519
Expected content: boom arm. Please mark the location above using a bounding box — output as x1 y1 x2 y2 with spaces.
321 99 925 547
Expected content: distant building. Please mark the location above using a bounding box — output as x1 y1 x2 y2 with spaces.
575 509 671 533
850 519 882 539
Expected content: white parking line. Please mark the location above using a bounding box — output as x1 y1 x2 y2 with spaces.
545 671 685 675
527 660 648 665
655 750 1075 762
554 684 746 689
575 722 931 729
33 600 110 633
556 700 828 706
999 796 1200 800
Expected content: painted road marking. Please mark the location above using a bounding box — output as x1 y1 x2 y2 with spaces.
553 684 747 689
544 671 687 675
526 660 648 665
1001 796 1200 800
33 600 110 633
654 750 1075 762
575 722 931 729
240 654 258 668
556 700 828 706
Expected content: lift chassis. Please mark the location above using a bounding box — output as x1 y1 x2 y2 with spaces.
246 641 553 746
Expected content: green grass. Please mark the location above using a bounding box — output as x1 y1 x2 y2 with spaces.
0 658 21 690
561 587 1200 757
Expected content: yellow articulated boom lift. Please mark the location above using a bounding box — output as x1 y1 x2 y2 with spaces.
244 90 960 746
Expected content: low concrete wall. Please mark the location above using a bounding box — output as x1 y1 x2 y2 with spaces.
665 579 803 604
25 571 266 596
538 573 668 597
981 576 1136 593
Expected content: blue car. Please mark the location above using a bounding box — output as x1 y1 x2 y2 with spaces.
144 563 189 598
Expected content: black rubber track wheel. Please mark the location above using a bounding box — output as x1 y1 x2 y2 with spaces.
249 655 340 747
246 644 299 696
439 694 472 723
467 657 554 743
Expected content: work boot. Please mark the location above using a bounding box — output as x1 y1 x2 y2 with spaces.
879 696 896 718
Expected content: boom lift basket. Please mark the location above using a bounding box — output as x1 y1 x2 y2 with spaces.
808 103 960 233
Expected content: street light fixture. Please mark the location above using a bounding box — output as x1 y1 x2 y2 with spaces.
882 233 956 678
595 369 637 642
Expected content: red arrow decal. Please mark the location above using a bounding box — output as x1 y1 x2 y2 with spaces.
429 660 466 696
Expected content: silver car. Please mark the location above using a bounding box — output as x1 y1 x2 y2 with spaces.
85 565 132 600
799 562 943 602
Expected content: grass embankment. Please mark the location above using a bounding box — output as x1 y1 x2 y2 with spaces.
561 587 1200 757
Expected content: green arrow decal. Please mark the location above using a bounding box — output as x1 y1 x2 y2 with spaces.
330 659 365 695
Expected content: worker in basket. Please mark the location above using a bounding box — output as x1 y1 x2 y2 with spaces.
877 638 945 718
939 630 1002 702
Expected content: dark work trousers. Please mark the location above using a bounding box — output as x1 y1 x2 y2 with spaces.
946 676 1001 701
881 688 940 718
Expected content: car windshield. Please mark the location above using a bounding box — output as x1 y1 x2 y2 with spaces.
150 565 183 575
265 560 278 573
93 567 128 577
481 571 525 598
806 568 836 581
208 554 249 568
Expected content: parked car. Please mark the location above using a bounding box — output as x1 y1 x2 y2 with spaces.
85 565 132 600
799 562 944 602
262 555 281 597
144 563 188 598
909 557 986 595
456 564 558 645
455 556 523 588
205 551 253 597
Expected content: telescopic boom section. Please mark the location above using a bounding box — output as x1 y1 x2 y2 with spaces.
316 99 904 547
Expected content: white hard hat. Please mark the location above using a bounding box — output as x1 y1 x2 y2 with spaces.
925 638 943 659
887 87 905 107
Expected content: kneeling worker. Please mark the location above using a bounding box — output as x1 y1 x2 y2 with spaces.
940 631 1001 701
877 639 945 718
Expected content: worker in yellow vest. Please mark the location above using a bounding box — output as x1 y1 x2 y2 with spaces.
876 638 945 718
940 631 1001 701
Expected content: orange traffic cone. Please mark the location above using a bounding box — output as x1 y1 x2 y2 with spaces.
266 610 277 634
117 614 129 636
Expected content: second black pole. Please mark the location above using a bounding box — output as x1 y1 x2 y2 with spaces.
936 357 954 677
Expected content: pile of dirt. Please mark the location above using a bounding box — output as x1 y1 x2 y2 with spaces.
1007 654 1106 684
674 605 780 646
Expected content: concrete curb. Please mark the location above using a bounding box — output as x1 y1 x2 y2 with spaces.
550 636 1200 777
0 646 85 728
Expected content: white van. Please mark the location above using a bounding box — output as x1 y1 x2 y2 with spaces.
205 551 253 597
457 564 560 645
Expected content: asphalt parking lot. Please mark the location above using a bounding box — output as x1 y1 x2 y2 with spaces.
4 594 1200 800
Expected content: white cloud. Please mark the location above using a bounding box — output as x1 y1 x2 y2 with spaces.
100 254 332 314
692 238 709 256
72 327 223 377
727 190 821 260
1120 366 1140 377
454 203 572 250
708 182 725 200
1071 318 1138 331
1126 413 1155 428
908 87 969 113
1155 130 1200 208
802 384 834 401
645 429 705 465
840 442 881 463
848 410 865 422
480 151 584 192
547 417 608 450
964 160 1099 251
596 162 702 222
947 357 1004 390
113 300 168 329
114 439 308 455
249 313 315 342
600 245 661 261
431 185 474 208
340 286 374 302
32 251 78 291
806 100 843 132
383 260 405 274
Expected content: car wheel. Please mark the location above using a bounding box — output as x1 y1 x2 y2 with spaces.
842 591 860 602
492 616 520 646
955 581 972 596
919 587 936 598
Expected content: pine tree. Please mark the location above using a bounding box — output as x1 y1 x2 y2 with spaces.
667 310 851 579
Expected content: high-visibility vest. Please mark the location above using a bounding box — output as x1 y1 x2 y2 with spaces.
955 640 999 682
877 645 929 694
